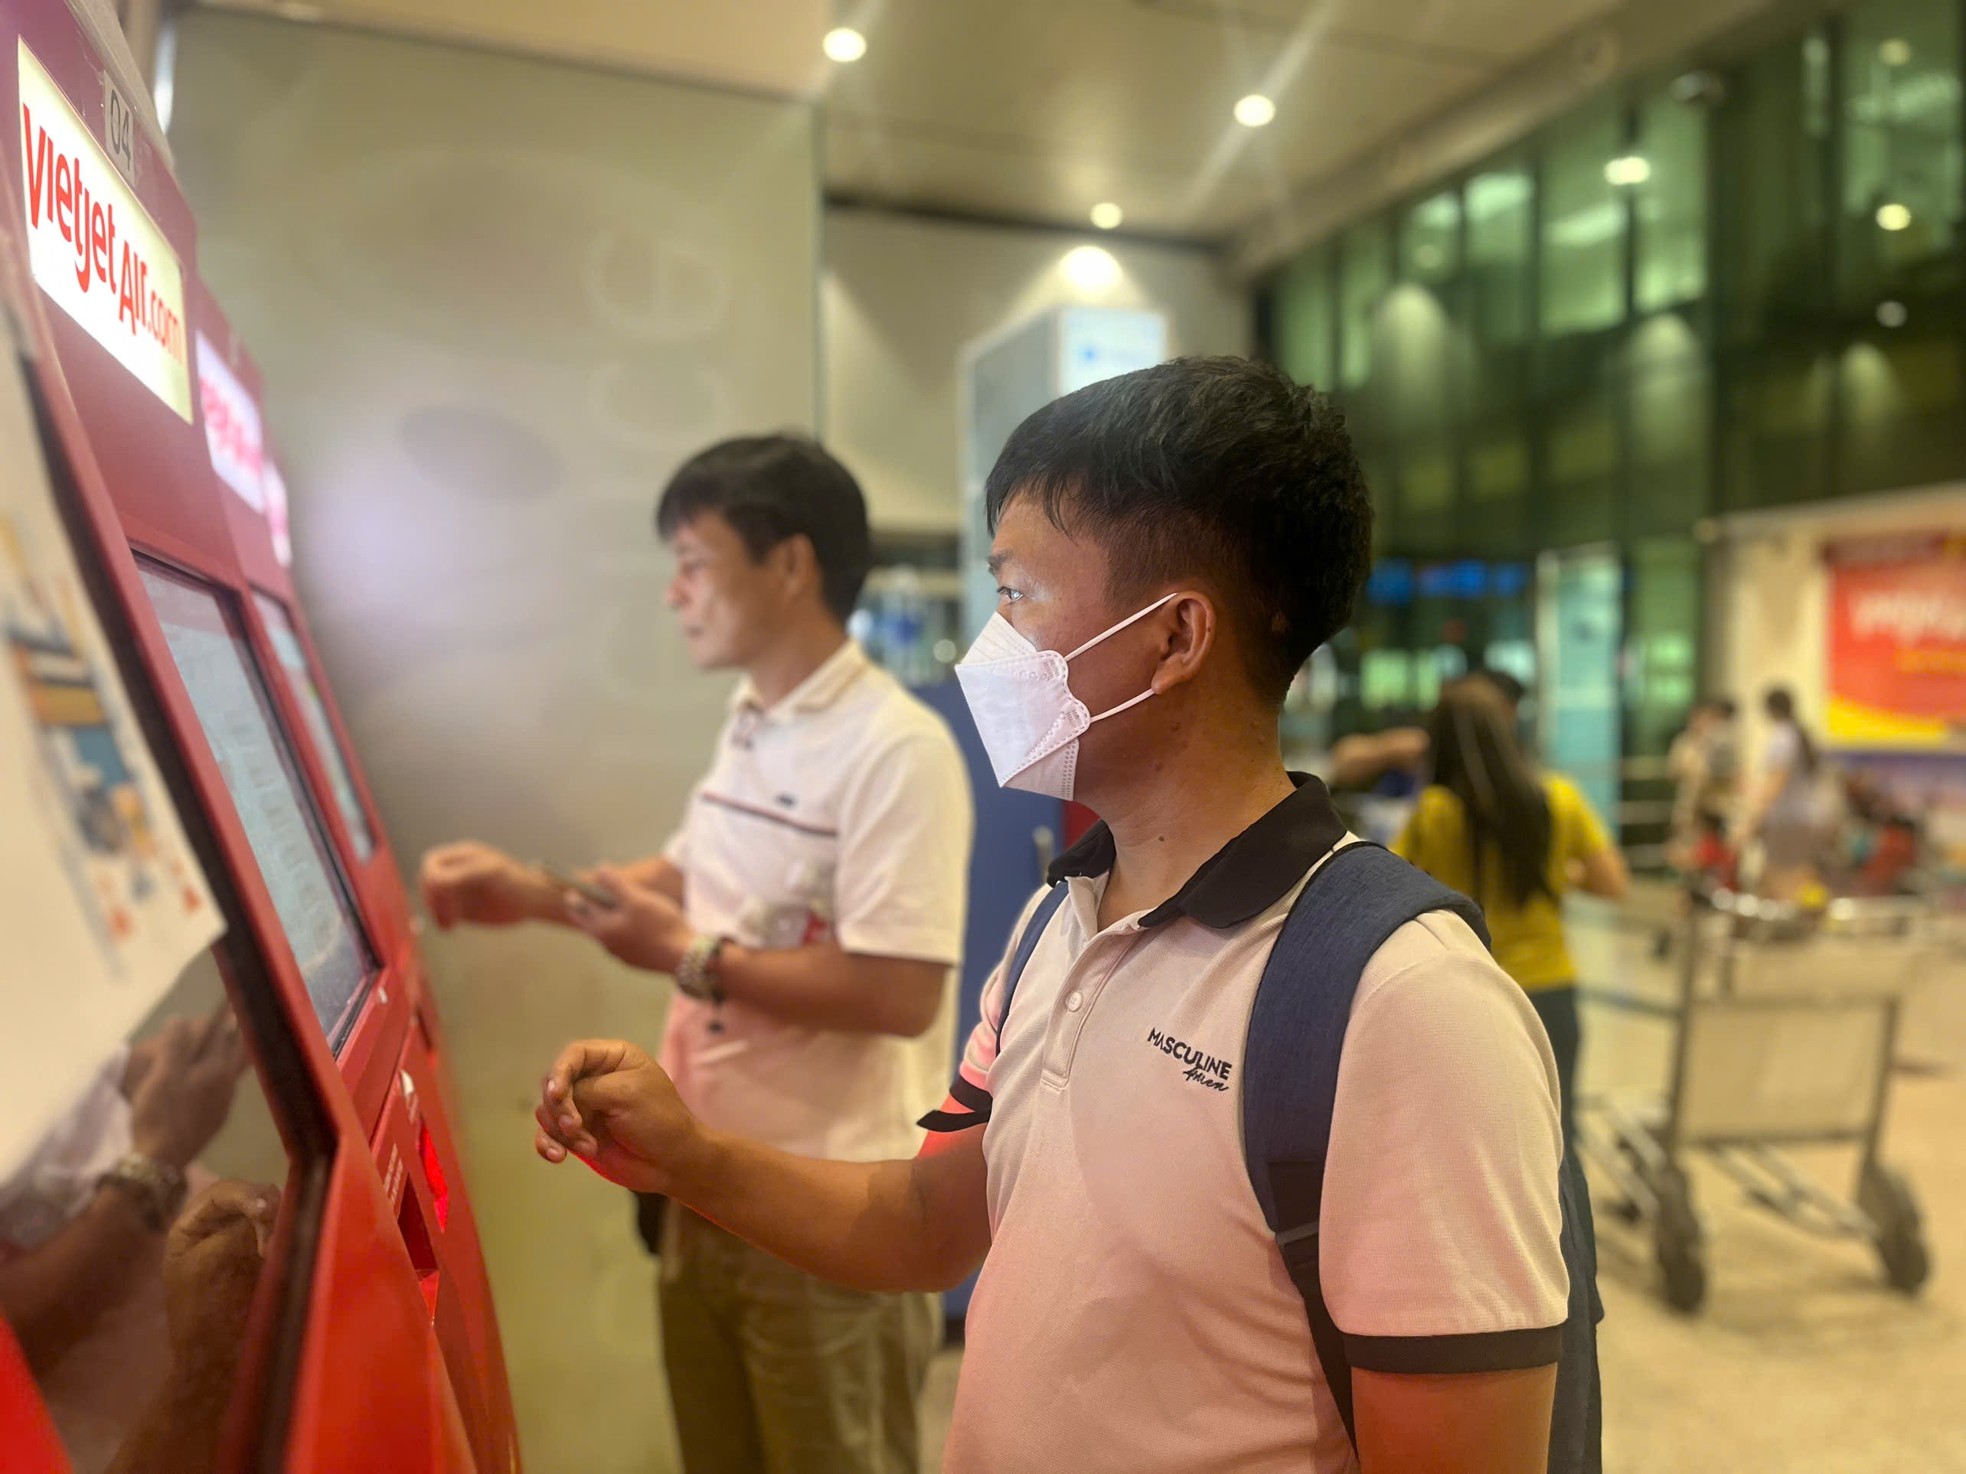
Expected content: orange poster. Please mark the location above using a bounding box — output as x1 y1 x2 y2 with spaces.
1826 531 1966 750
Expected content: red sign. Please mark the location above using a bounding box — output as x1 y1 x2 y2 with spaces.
1827 532 1966 750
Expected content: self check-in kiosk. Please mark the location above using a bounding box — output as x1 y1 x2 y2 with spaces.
2 5 516 1468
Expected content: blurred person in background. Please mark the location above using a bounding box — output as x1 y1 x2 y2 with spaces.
420 435 971 1474
0 1008 250 1472
1666 697 1740 879
1326 667 1528 791
1742 687 1842 901
1395 678 1628 1148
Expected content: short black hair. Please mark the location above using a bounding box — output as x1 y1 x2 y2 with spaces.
983 356 1372 704
656 435 873 621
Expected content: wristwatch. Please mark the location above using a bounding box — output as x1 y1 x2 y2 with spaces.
100 1152 188 1232
675 933 730 1004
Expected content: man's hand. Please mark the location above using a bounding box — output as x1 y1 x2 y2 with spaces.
564 867 693 974
419 841 557 930
534 1040 705 1195
162 1180 278 1379
129 1012 250 1170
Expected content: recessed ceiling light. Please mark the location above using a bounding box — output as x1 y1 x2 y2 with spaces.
823 27 867 63
1876 300 1908 328
1234 94 1276 128
1604 154 1651 186
1090 202 1124 230
1880 38 1912 66
1061 245 1121 292
1876 201 1912 231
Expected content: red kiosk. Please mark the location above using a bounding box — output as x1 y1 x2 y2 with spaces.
3 5 516 1468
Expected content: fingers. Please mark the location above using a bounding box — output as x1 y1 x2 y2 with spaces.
153 1017 195 1073
544 1040 630 1109
172 1179 279 1254
534 1100 591 1160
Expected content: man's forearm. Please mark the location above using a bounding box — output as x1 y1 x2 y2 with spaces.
714 942 943 1037
669 1127 983 1293
0 1188 157 1369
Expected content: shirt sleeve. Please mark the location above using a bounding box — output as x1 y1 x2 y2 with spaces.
1551 776 1613 866
1319 911 1569 1372
831 724 973 965
919 884 1049 1134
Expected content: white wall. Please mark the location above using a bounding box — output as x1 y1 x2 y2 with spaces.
823 208 1250 533
170 16 818 1472
1711 485 1966 762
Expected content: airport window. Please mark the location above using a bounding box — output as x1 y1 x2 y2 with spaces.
1712 33 1833 342
1626 312 1712 535
1633 88 1709 313
1338 217 1392 389
1838 0 1964 306
1465 162 1534 345
1400 189 1462 289
1273 244 1336 391
1541 102 1629 337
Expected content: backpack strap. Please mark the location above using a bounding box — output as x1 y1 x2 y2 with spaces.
993 883 1068 1049
1241 842 1488 1447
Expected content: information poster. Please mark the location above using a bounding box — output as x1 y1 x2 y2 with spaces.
1826 532 1966 751
0 350 220 1179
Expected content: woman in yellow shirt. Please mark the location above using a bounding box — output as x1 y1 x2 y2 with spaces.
1394 678 1629 1146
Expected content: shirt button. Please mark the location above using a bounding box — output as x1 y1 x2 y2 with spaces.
1065 992 1084 1012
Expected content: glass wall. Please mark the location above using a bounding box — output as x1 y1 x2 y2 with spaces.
1263 0 1966 838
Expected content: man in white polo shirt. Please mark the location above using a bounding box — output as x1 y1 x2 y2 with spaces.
530 363 1570 1472
419 435 970 1474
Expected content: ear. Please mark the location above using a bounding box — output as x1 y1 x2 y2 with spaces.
770 534 821 602
1148 591 1217 696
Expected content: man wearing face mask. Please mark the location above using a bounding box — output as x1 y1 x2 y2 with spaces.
531 361 1579 1474
420 436 970 1474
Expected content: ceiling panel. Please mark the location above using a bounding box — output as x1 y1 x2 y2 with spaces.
201 0 829 98
823 0 1501 236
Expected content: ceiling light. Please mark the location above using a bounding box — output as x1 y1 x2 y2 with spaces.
1234 94 1276 128
1876 201 1912 231
1880 38 1912 66
1604 154 1651 187
1877 300 1908 328
1061 244 1120 292
823 27 867 63
1090 202 1124 231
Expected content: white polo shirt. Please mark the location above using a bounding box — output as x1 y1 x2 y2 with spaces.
929 779 1568 1474
660 640 971 1163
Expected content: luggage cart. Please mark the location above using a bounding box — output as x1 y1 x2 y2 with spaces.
1581 887 1937 1314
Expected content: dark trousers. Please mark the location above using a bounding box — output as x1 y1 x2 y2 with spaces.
1530 984 1581 1151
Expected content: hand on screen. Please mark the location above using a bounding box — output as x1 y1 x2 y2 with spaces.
564 866 692 974
129 1012 250 1169
535 1040 699 1196
419 841 546 929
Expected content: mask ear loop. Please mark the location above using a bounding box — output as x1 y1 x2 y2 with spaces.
1063 591 1184 662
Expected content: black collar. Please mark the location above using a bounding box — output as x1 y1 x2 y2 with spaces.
1047 774 1347 930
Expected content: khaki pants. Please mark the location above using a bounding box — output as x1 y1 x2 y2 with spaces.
658 1208 941 1474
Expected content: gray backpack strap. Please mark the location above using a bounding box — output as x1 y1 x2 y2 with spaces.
1240 842 1601 1471
1241 843 1488 1445
994 884 1068 1048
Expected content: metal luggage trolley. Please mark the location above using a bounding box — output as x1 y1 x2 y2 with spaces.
1581 887 1936 1313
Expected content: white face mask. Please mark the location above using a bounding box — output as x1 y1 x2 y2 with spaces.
954 593 1179 800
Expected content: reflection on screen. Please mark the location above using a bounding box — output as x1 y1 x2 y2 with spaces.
254 592 375 862
139 563 374 1047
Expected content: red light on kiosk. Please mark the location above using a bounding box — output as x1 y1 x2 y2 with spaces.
419 1121 451 1232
